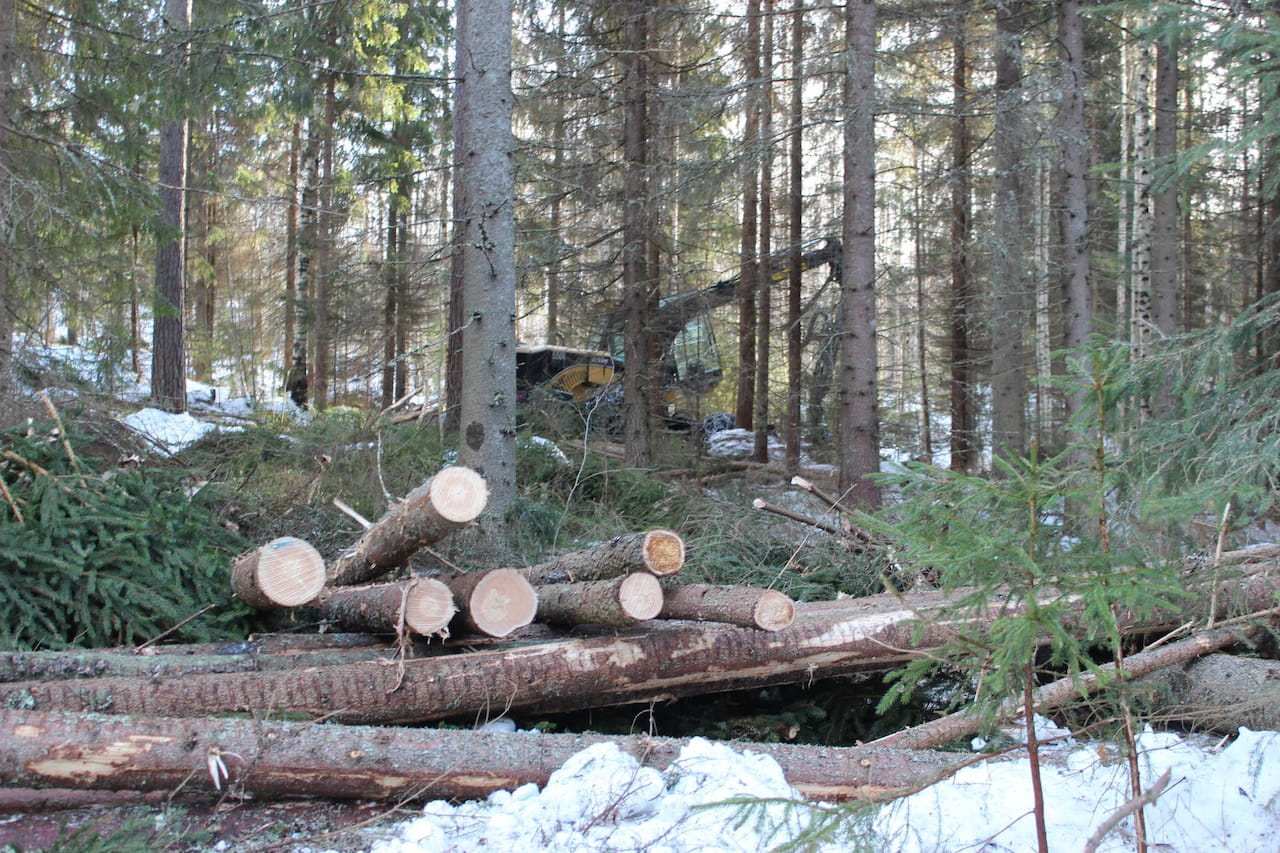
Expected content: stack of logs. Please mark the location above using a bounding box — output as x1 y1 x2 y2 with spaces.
230 465 797 639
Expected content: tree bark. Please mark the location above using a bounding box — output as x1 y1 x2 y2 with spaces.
314 578 455 637
442 568 537 637
621 0 653 467
784 0 805 472
0 647 398 683
149 0 192 414
870 624 1264 751
949 21 978 473
327 467 488 586
456 0 518 513
0 709 962 803
659 584 795 632
6 571 1274 726
230 537 326 609
1135 653 1280 734
516 529 685 585
536 573 663 626
1057 0 1092 425
837 0 880 508
736 0 761 433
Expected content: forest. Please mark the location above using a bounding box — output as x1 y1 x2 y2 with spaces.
2 0 1275 498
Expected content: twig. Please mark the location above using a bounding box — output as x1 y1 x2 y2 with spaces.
134 604 216 652
1081 769 1172 853
752 498 845 537
790 476 878 545
333 497 375 530
0 476 22 523
40 392 80 471
1208 501 1232 629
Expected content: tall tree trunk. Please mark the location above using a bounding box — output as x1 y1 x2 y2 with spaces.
445 3 467 428
1130 17 1154 384
990 0 1028 461
1151 25 1180 413
382 188 399 408
838 0 880 509
457 0 518 516
736 0 762 432
283 123 300 404
784 0 804 473
622 0 652 467
948 22 977 473
287 121 321 410
753 0 774 464
312 63 337 410
1057 0 1092 425
150 0 192 414
912 158 932 461
0 0 14 415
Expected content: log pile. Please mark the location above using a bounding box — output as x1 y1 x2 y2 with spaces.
1 460 1277 816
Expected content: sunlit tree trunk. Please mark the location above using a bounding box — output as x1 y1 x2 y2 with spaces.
752 0 774 464
287 121 320 410
837 0 880 509
1057 0 1091 426
150 0 192 414
312 64 337 410
736 0 761 432
456 0 518 515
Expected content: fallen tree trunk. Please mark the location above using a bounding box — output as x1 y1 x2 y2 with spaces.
0 709 962 803
443 569 538 637
1135 652 1280 734
0 646 399 683
327 467 488 586
313 578 456 637
4 569 1275 726
535 573 663 626
659 583 795 631
870 624 1267 751
516 530 685 585
230 537 326 609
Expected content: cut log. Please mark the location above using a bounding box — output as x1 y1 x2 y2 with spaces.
230 537 326 608
517 529 685 585
659 584 795 631
443 569 538 637
0 646 398 683
1135 652 1280 734
536 573 663 626
5 569 1275 726
0 709 963 803
327 467 488 586
313 578 456 637
869 624 1265 751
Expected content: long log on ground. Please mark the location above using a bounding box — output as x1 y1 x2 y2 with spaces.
0 646 401 683
230 537 326 608
516 529 685 585
443 569 538 637
0 709 963 803
1134 652 1280 733
659 583 795 631
327 467 488 586
6 569 1277 726
313 578 455 637
535 573 663 626
869 624 1267 751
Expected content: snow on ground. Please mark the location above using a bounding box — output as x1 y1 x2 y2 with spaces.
364 728 1280 853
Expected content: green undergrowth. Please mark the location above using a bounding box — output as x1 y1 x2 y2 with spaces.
0 416 256 650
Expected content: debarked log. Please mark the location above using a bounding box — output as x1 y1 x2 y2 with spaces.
535 573 663 626
659 583 795 632
230 537 326 609
4 569 1276 726
516 529 685 585
0 709 963 803
313 578 456 637
327 467 488 587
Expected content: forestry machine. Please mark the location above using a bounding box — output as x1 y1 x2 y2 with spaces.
515 235 843 427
